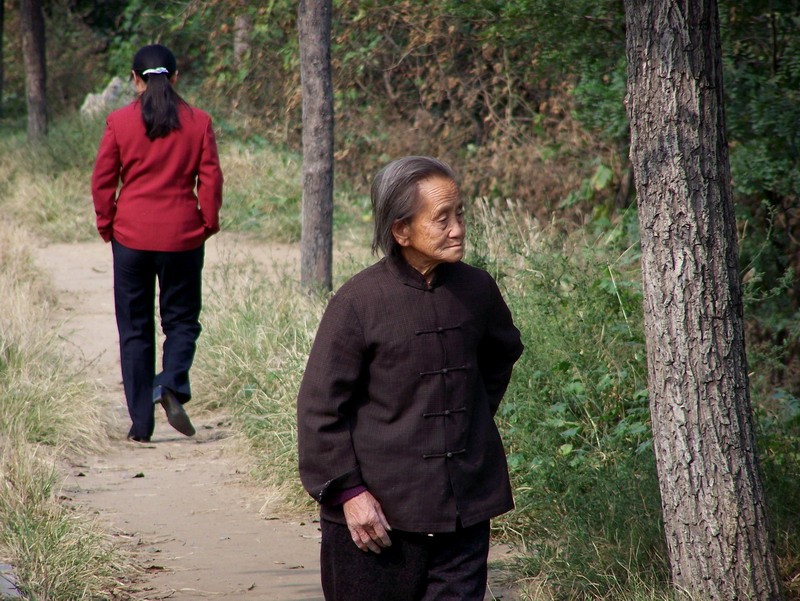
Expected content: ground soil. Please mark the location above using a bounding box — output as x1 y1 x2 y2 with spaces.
33 234 519 600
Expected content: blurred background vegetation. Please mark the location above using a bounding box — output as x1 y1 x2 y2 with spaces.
2 0 800 599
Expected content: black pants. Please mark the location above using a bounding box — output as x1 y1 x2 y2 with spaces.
320 519 490 601
112 239 204 439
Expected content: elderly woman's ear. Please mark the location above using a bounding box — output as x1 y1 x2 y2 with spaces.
391 220 412 247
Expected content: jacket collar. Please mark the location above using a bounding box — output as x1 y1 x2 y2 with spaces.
384 253 451 290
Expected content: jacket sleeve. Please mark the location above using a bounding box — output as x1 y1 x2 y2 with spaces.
90 118 121 242
478 275 524 415
196 118 223 238
297 292 367 504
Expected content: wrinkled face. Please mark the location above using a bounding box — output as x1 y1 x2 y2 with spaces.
392 175 466 275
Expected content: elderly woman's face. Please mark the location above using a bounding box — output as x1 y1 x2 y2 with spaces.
392 175 465 276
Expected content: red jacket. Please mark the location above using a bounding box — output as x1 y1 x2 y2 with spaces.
91 100 223 252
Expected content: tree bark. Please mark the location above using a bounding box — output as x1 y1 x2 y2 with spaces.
20 0 47 141
0 0 5 118
233 13 252 69
624 1 783 599
298 0 333 292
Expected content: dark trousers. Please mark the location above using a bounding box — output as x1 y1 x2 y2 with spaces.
112 239 204 439
320 519 490 601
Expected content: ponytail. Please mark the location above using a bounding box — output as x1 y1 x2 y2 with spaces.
139 73 186 140
131 44 187 141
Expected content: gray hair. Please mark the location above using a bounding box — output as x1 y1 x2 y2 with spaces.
371 156 457 256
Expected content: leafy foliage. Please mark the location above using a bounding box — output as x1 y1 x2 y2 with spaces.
722 2 800 199
465 201 668 596
3 1 800 596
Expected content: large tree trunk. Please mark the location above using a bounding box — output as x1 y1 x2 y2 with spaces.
297 0 333 292
624 1 783 599
20 0 47 141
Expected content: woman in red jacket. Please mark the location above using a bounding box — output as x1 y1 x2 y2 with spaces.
91 44 223 443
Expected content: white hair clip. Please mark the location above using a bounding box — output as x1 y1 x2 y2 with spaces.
142 67 169 75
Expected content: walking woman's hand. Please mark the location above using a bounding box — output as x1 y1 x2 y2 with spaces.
342 490 392 553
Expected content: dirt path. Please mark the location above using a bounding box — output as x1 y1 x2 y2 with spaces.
34 234 518 601
36 235 323 600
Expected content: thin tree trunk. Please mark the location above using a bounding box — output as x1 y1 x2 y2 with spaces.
20 0 47 141
298 0 333 292
232 11 253 108
624 1 783 599
0 0 5 118
233 13 252 69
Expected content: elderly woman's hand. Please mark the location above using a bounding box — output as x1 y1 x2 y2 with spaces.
342 490 392 553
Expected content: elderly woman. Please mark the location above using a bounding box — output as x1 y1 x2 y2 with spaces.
297 156 523 600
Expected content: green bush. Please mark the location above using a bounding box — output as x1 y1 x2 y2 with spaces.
466 201 668 597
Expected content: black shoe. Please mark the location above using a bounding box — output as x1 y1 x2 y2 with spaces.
127 434 151 443
156 388 196 437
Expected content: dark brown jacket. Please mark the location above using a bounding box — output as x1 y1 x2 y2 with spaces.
297 255 523 533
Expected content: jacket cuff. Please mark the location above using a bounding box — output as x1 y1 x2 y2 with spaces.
322 485 367 507
314 466 364 505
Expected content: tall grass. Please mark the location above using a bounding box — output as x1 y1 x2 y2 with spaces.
0 115 105 243
216 140 303 242
0 437 131 600
193 253 326 510
193 194 672 598
0 222 133 599
0 113 355 246
467 201 671 599
0 225 107 450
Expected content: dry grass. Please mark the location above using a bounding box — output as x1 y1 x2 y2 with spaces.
0 223 107 452
192 251 327 511
0 437 133 600
0 221 136 599
218 143 303 241
4 170 97 243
